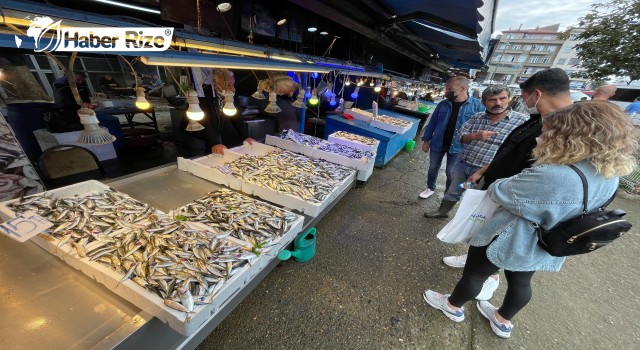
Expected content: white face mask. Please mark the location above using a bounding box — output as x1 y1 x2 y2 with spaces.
524 92 541 115
535 137 543 145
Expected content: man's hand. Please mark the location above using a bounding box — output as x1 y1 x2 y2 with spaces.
475 131 499 141
421 140 430 153
244 138 256 145
212 144 227 155
467 171 483 186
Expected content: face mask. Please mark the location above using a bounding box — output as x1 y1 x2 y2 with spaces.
445 91 457 100
524 92 541 115
535 137 543 145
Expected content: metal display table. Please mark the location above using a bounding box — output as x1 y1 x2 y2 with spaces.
0 163 355 350
97 106 159 133
324 109 420 167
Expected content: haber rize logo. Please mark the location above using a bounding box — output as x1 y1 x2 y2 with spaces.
16 15 173 52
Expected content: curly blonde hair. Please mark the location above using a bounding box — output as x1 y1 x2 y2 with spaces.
533 101 638 178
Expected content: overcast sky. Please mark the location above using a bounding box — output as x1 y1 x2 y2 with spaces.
494 0 603 33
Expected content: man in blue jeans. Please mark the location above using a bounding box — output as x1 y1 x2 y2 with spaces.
425 85 528 217
420 76 485 200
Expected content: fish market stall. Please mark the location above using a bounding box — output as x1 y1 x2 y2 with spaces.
0 163 355 349
324 109 420 167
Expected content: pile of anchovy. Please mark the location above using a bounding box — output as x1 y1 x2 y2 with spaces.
279 130 374 162
224 149 355 203
374 115 412 128
7 188 300 321
331 131 379 147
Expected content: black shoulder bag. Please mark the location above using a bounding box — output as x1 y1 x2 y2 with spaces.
534 165 632 257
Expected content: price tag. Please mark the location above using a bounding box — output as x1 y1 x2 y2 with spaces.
0 213 53 243
217 165 233 175
286 129 304 145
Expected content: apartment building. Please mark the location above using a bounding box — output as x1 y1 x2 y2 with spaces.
552 27 588 88
480 24 564 85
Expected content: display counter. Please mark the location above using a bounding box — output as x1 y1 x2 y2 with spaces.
0 163 355 350
324 109 420 167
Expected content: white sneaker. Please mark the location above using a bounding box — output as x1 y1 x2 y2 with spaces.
476 276 500 301
419 189 435 199
422 290 465 322
443 254 467 268
477 301 513 338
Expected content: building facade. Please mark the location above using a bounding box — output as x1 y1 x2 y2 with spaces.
552 27 588 88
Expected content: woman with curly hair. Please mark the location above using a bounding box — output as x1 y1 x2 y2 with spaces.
422 101 638 339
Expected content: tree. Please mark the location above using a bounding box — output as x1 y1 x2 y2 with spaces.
570 0 640 84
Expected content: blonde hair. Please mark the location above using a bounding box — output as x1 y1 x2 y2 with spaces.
534 101 638 178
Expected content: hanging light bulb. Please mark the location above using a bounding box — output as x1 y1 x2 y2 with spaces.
351 86 360 99
185 89 205 131
329 95 337 107
264 92 282 113
310 72 319 79
369 80 374 87
222 90 237 116
308 89 319 105
324 83 333 98
77 107 116 145
374 80 381 92
337 97 345 112
292 88 306 109
304 87 312 99
135 86 151 109
356 79 363 87
251 86 266 99
344 79 351 86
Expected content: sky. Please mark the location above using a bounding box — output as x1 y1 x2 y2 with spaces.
494 0 603 34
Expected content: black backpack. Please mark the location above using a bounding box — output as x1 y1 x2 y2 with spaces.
534 165 632 257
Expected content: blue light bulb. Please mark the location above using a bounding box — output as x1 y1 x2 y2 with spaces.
329 97 337 106
304 91 312 98
311 72 318 79
351 92 358 99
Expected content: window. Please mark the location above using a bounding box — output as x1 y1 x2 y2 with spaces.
535 45 546 51
558 58 567 65
563 46 572 53
546 45 557 52
529 56 539 63
524 44 532 50
503 54 515 62
499 43 508 50
511 44 521 50
523 67 534 74
569 57 580 65
541 56 551 64
492 54 502 62
570 34 580 41
517 55 527 62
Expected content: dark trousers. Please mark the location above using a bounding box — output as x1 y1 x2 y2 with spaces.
448 245 535 320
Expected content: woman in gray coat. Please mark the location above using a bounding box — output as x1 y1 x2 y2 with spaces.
423 101 638 338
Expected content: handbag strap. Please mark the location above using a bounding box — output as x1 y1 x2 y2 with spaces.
568 164 617 213
568 165 589 214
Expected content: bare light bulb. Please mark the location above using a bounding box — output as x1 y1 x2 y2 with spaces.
374 86 381 92
345 80 351 86
135 86 150 109
186 89 205 121
264 92 282 113
222 90 237 116
329 96 337 106
309 89 319 105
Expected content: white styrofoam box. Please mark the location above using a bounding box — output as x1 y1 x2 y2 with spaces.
33 129 117 161
370 116 413 134
312 149 374 181
344 108 374 123
177 153 244 191
0 180 306 336
229 141 278 156
265 135 314 157
328 132 379 153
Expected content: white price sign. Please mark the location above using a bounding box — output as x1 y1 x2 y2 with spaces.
0 212 53 243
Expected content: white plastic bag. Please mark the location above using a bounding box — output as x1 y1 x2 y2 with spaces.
436 189 500 244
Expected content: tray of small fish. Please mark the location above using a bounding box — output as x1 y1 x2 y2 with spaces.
266 132 374 181
344 108 374 123
225 145 356 216
0 181 305 336
327 131 380 153
177 152 245 191
370 114 414 134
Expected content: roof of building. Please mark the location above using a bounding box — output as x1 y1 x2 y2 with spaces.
502 24 560 34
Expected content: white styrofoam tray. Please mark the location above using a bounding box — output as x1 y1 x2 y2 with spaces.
177 152 244 191
344 108 374 123
265 135 314 157
327 132 379 153
370 116 413 134
0 180 305 336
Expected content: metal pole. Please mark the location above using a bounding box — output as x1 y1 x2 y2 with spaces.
298 72 308 133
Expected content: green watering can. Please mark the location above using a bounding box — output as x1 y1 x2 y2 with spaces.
277 227 317 263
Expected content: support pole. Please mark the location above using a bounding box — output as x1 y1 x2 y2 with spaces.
297 72 308 133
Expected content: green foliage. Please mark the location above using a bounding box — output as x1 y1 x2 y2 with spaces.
571 0 640 84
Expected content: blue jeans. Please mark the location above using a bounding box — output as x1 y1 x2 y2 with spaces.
443 159 481 202
427 149 460 192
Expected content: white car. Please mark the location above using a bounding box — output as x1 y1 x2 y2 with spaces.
570 90 590 102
